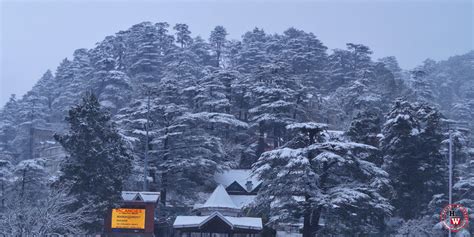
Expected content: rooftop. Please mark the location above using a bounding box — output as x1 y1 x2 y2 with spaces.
201 185 239 209
121 191 160 203
174 211 262 231
214 169 261 193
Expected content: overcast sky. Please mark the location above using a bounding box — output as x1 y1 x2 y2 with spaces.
1 0 473 106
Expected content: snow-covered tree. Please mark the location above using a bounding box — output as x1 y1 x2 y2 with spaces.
378 56 403 81
12 158 48 201
253 122 392 236
209 25 228 67
347 108 382 148
234 28 270 72
0 185 92 235
55 93 131 232
92 57 132 113
125 22 174 83
275 28 328 75
0 95 18 154
381 100 446 220
0 159 12 209
249 63 307 156
174 23 193 48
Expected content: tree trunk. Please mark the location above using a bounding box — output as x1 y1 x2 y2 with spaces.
216 49 221 67
303 211 312 237
302 196 312 237
310 207 322 236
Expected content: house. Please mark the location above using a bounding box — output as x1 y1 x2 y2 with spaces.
212 169 303 237
173 185 263 237
214 169 262 195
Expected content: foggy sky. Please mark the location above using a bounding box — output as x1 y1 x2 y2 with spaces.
1 0 473 106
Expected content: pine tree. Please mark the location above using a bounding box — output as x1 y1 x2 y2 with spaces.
0 159 12 209
54 93 131 232
12 158 48 202
275 27 328 75
347 108 382 148
381 100 446 220
31 70 56 122
51 58 78 121
209 26 228 67
249 63 307 156
126 22 173 83
253 122 392 236
378 56 403 80
173 23 193 48
92 57 132 113
189 36 214 67
234 28 270 72
0 95 18 154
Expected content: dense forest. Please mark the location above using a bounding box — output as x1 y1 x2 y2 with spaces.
0 22 473 236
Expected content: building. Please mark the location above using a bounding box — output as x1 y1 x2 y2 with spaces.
212 169 303 237
208 169 262 211
173 185 263 237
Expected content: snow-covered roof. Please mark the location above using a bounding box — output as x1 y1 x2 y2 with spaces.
194 194 256 210
230 195 256 208
214 169 261 192
202 185 238 209
174 212 262 230
121 191 160 203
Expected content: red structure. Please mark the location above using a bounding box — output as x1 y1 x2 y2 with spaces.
104 191 160 237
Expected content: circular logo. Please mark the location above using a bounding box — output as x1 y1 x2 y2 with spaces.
440 204 469 232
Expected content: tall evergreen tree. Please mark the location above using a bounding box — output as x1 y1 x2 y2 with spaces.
55 93 131 232
209 25 228 67
347 108 382 148
253 122 392 236
173 23 193 48
381 100 446 220
234 28 270 73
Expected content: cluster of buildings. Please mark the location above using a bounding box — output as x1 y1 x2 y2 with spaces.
113 169 302 237
171 169 301 237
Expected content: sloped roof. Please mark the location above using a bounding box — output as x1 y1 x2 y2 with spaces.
174 212 262 230
121 191 160 203
230 195 256 208
214 169 261 192
202 185 238 209
195 194 257 209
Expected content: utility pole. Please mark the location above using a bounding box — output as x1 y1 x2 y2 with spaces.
448 131 453 237
143 90 151 191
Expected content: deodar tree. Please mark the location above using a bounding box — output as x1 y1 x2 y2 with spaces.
55 93 132 232
252 122 392 236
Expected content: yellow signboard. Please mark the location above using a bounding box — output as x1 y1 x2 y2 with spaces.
111 208 146 229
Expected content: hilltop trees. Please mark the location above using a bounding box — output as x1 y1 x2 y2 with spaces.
55 93 131 231
0 21 472 235
174 23 193 48
209 26 228 67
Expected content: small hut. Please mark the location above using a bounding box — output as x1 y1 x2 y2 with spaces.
173 185 262 237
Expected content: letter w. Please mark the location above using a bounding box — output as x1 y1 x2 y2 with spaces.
451 217 461 225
